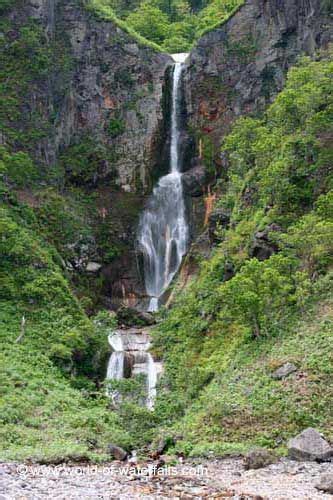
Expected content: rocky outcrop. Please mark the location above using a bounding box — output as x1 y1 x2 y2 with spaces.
288 428 333 462
3 0 172 192
208 208 230 243
250 223 282 261
183 0 333 167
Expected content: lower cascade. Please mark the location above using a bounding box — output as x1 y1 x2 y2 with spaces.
106 54 189 409
106 329 162 409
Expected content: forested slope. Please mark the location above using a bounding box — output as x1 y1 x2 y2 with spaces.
152 55 333 455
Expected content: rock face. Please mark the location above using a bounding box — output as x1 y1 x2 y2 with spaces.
288 428 333 462
208 208 230 243
183 0 333 166
3 0 172 192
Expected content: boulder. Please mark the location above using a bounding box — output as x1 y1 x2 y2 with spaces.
107 444 127 461
272 362 297 380
288 428 333 462
243 448 277 470
316 474 333 494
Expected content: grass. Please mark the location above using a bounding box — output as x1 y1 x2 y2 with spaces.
163 297 333 457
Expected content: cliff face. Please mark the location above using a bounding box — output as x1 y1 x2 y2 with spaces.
2 0 172 192
183 0 333 167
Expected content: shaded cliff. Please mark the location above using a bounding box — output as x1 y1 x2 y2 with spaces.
1 0 172 192
183 0 333 172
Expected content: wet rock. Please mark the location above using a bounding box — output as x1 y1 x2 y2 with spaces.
288 428 333 462
244 449 277 470
208 208 230 243
316 474 333 494
272 362 297 380
116 306 155 327
182 164 206 196
107 444 127 461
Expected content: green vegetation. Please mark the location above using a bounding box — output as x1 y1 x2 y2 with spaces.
87 0 244 52
0 0 332 466
0 16 72 151
151 55 333 455
107 117 126 138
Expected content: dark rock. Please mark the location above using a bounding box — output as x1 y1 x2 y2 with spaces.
108 444 127 461
208 208 230 244
7 0 172 191
243 448 277 470
272 362 297 380
288 428 333 462
250 224 282 261
183 0 333 164
316 474 333 494
223 262 235 281
116 306 156 327
182 164 206 196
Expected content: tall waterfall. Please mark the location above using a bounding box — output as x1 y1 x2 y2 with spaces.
137 54 189 312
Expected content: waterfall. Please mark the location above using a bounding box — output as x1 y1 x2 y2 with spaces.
106 333 124 386
146 353 157 410
137 53 189 312
105 328 161 409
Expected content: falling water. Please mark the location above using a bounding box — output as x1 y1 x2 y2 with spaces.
146 353 157 410
106 333 124 382
106 329 160 409
137 53 189 312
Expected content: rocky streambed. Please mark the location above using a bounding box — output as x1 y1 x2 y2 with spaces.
1 457 333 499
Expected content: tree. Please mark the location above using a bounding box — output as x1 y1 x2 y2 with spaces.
126 2 169 44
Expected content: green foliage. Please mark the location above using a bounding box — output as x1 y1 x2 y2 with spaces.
151 55 333 456
87 0 244 52
0 17 70 150
126 2 170 44
0 148 39 188
107 117 126 138
59 138 116 186
86 0 163 51
0 0 13 14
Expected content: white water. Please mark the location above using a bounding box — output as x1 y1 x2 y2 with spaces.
146 353 157 410
106 333 125 390
106 329 160 409
137 54 189 312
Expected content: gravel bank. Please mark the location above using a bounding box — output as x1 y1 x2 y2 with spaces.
1 458 332 499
